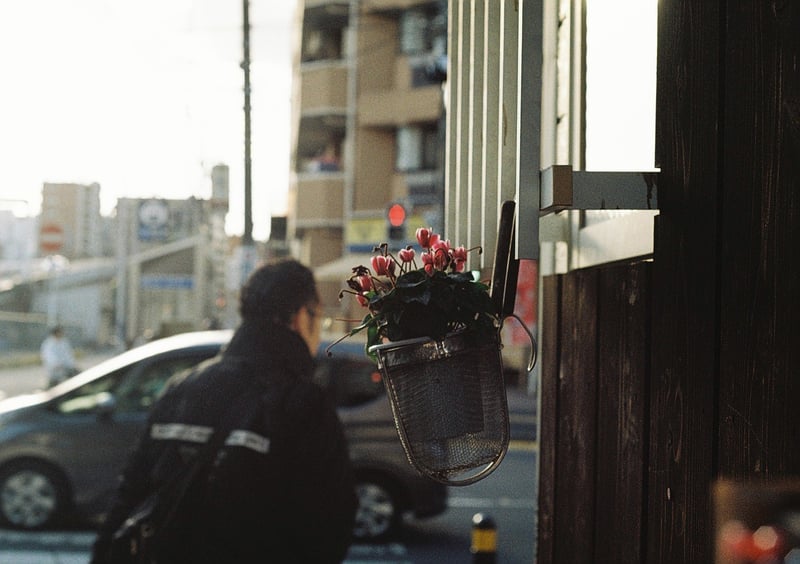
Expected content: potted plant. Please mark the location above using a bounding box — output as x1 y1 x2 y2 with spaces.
329 228 510 485
331 227 500 358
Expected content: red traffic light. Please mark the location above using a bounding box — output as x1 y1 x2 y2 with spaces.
388 203 406 227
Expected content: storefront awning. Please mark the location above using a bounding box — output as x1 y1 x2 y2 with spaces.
315 253 375 282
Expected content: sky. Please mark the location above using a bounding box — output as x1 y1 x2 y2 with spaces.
0 0 298 241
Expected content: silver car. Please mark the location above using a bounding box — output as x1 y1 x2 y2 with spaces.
0 330 447 540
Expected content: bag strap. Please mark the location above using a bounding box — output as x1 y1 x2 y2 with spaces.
149 380 260 527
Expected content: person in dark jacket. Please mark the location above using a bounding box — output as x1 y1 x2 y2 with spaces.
91 259 357 563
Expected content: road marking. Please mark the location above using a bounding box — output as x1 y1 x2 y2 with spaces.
346 543 412 563
509 440 537 451
448 496 536 509
0 532 414 564
0 530 95 547
0 551 88 564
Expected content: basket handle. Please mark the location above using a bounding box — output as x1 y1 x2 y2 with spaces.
500 314 538 372
491 200 519 317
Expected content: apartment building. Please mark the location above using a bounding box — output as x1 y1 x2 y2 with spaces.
39 182 103 259
290 0 447 323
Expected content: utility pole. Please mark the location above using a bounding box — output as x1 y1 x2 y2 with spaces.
240 0 256 284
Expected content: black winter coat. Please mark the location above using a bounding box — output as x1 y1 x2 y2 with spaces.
91 321 357 563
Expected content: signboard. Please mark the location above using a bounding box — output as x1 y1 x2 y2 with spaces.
39 223 64 254
138 199 169 241
140 274 194 290
345 214 426 252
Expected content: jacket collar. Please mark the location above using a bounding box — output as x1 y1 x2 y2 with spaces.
223 319 314 381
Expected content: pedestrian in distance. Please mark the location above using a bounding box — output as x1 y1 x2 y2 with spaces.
91 259 358 563
40 325 78 387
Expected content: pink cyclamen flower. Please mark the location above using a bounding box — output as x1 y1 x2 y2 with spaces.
431 238 450 255
452 246 467 272
371 255 390 276
399 247 415 263
356 293 369 307
358 275 372 292
421 252 435 276
416 227 432 248
431 240 451 270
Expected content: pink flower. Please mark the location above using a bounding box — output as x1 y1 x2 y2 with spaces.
452 246 467 272
421 252 435 276
356 293 369 307
399 247 415 263
416 227 432 248
371 255 390 276
431 240 450 270
358 275 372 292
431 238 450 255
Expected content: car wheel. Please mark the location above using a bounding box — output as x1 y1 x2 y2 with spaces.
0 460 69 529
353 478 401 541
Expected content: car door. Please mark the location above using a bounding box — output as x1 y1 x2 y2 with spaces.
50 350 218 515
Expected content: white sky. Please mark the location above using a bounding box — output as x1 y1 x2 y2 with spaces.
0 0 298 241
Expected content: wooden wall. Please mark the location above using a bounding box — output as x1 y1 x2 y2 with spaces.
649 0 800 561
538 261 651 563
538 1 800 561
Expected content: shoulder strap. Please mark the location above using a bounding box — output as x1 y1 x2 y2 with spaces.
152 387 259 525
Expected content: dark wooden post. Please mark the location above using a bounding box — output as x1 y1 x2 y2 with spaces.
649 0 800 561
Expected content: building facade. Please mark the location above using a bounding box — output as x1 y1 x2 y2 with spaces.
113 185 230 346
290 0 447 329
39 182 103 259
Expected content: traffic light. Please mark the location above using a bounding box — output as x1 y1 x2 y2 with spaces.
387 203 406 241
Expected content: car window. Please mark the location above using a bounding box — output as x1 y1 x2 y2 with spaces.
54 353 214 415
314 356 384 407
54 367 130 414
113 355 210 412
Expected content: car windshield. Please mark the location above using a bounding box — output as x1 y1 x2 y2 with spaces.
46 331 232 398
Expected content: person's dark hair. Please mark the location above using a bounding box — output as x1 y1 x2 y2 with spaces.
239 259 318 325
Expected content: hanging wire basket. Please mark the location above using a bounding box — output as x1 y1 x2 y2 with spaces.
370 328 511 486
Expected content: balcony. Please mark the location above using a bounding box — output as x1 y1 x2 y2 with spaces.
300 64 348 112
358 84 442 127
293 174 345 225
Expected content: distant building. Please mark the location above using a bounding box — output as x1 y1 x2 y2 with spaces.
291 0 447 331
113 192 229 345
0 210 37 262
39 182 103 259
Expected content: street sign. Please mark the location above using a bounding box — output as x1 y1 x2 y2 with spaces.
140 274 194 290
39 223 64 253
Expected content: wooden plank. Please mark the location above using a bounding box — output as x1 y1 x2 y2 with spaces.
648 0 722 561
553 269 598 563
594 262 651 563
716 0 800 478
536 273 561 564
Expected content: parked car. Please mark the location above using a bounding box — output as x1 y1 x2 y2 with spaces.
0 330 447 540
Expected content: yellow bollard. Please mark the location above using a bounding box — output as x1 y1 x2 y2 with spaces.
471 513 497 563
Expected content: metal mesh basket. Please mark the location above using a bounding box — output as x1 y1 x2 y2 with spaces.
369 330 509 486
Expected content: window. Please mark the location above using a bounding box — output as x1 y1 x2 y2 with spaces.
398 6 447 57
584 0 657 171
396 124 440 172
54 353 216 415
301 4 350 64
302 28 344 63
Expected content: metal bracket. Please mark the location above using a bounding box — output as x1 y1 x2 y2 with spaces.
540 165 659 213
